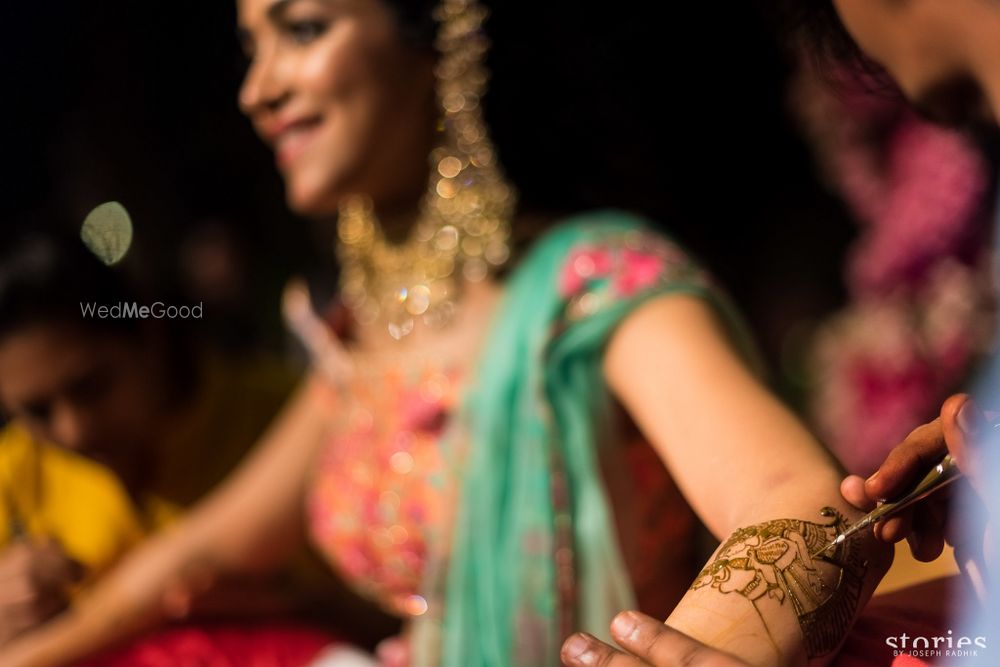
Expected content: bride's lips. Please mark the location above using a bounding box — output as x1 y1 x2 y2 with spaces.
264 116 324 168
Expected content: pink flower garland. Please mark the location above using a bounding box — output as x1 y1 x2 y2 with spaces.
796 65 995 474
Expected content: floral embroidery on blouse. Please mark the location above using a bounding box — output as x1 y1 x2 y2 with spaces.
558 228 707 323
307 364 463 618
303 224 710 621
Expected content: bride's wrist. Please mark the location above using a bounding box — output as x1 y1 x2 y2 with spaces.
667 506 893 667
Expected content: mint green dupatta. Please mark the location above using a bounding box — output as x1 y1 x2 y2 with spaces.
413 211 751 666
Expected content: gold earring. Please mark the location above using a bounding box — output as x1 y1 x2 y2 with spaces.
336 0 516 340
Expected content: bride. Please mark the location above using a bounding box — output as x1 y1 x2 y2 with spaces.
0 1 893 665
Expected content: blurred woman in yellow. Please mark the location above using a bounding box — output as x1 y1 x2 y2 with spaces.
0 231 316 642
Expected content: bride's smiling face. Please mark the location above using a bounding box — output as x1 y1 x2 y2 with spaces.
237 0 437 216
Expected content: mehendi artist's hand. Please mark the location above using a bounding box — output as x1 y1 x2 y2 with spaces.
840 393 992 568
561 612 751 667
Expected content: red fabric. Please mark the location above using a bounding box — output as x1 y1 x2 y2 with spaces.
78 623 338 667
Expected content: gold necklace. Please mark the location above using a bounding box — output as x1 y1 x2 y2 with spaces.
336 0 516 340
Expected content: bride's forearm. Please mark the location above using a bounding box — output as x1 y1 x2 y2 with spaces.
666 505 893 667
604 296 857 537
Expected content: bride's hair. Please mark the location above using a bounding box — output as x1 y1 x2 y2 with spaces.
383 0 439 50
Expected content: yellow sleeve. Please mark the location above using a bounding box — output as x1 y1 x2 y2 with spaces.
0 424 147 581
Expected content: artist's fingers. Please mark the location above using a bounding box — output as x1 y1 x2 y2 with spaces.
0 580 66 640
561 613 750 666
30 539 85 591
866 419 947 501
941 394 990 499
874 510 913 544
610 612 749 666
840 475 877 512
944 477 989 565
562 632 645 666
908 498 947 562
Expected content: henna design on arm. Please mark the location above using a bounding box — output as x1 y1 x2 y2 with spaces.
690 507 867 658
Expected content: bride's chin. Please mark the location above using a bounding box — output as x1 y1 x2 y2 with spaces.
284 178 344 218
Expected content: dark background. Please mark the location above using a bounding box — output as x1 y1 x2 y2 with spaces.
0 1 860 402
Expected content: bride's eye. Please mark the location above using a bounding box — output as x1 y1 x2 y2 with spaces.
284 19 329 45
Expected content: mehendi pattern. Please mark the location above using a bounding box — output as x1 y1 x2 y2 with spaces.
690 507 867 657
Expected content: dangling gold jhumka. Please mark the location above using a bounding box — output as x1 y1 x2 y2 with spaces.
336 0 516 340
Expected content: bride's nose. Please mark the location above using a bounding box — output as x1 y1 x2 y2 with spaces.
239 43 290 117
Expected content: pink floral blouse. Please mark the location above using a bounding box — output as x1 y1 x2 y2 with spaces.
305 229 704 621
